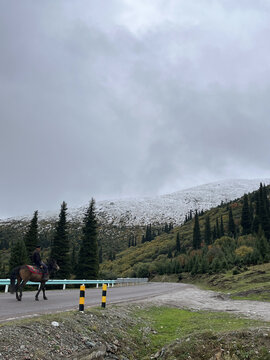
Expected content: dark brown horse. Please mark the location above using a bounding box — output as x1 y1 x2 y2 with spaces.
10 259 59 301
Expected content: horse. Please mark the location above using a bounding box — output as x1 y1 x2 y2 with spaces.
9 259 59 301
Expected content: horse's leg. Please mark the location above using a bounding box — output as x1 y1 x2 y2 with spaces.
16 276 22 301
42 282 48 300
18 280 27 301
16 268 30 301
35 283 42 301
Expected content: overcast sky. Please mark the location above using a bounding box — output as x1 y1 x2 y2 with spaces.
1 0 270 218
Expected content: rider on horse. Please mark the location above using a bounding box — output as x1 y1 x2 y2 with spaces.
32 245 48 278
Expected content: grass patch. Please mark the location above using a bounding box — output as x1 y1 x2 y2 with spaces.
181 263 270 302
129 306 269 359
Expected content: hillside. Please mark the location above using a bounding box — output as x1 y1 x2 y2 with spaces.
1 179 269 277
94 178 270 225
3 178 270 226
101 182 270 283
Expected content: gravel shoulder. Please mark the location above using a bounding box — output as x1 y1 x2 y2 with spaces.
145 282 270 321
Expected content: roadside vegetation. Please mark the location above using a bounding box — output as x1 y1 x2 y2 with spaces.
130 306 270 359
179 262 270 302
0 303 270 360
0 304 269 360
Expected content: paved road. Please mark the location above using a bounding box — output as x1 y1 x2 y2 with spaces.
0 282 183 322
2 282 270 323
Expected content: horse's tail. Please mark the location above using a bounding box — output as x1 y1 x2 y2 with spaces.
10 266 20 294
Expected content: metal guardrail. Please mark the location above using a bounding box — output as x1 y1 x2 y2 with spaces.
0 277 148 293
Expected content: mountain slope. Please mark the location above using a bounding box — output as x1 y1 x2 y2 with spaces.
2 178 270 226
100 182 270 279
94 178 270 225
1 179 270 278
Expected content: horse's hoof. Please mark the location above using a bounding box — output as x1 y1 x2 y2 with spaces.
35 298 39 301
44 297 48 300
17 298 21 301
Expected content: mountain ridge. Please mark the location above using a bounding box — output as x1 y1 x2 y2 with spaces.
2 178 270 226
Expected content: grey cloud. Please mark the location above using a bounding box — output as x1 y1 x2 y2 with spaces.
0 0 270 218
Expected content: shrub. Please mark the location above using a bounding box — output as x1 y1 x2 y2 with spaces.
235 246 254 258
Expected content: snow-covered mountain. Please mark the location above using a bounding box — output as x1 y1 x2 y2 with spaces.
92 179 270 226
2 179 270 227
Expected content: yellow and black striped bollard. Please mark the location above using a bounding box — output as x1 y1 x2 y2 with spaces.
79 284 85 312
101 284 107 308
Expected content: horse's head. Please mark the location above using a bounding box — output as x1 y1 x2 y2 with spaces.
47 259 60 273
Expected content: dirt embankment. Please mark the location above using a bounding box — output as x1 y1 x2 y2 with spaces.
0 306 142 360
1 284 270 359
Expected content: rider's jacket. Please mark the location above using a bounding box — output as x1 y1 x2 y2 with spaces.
32 251 42 268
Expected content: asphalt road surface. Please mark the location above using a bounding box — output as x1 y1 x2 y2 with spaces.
0 282 182 322
1 282 270 323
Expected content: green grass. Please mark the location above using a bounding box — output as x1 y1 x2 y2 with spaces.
182 263 270 302
129 306 269 358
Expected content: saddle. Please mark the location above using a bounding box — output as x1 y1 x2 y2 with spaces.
26 265 48 276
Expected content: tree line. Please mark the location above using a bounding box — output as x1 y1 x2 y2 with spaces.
131 183 270 278
8 199 99 280
181 183 270 274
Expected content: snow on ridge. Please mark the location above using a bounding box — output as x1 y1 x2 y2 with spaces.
2 178 270 226
94 178 270 226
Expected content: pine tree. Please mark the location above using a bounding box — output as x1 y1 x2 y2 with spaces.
51 201 70 279
216 218 220 239
249 201 254 228
191 256 199 275
70 244 77 275
256 227 269 261
9 239 28 271
220 216 224 237
198 256 208 274
108 250 115 261
241 194 251 235
193 211 201 249
212 225 217 242
0 264 6 278
228 208 236 237
99 246 103 264
252 215 260 234
146 225 152 242
24 210 38 262
76 199 99 279
211 257 222 273
259 184 270 240
176 232 181 253
263 185 270 214
204 216 211 245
